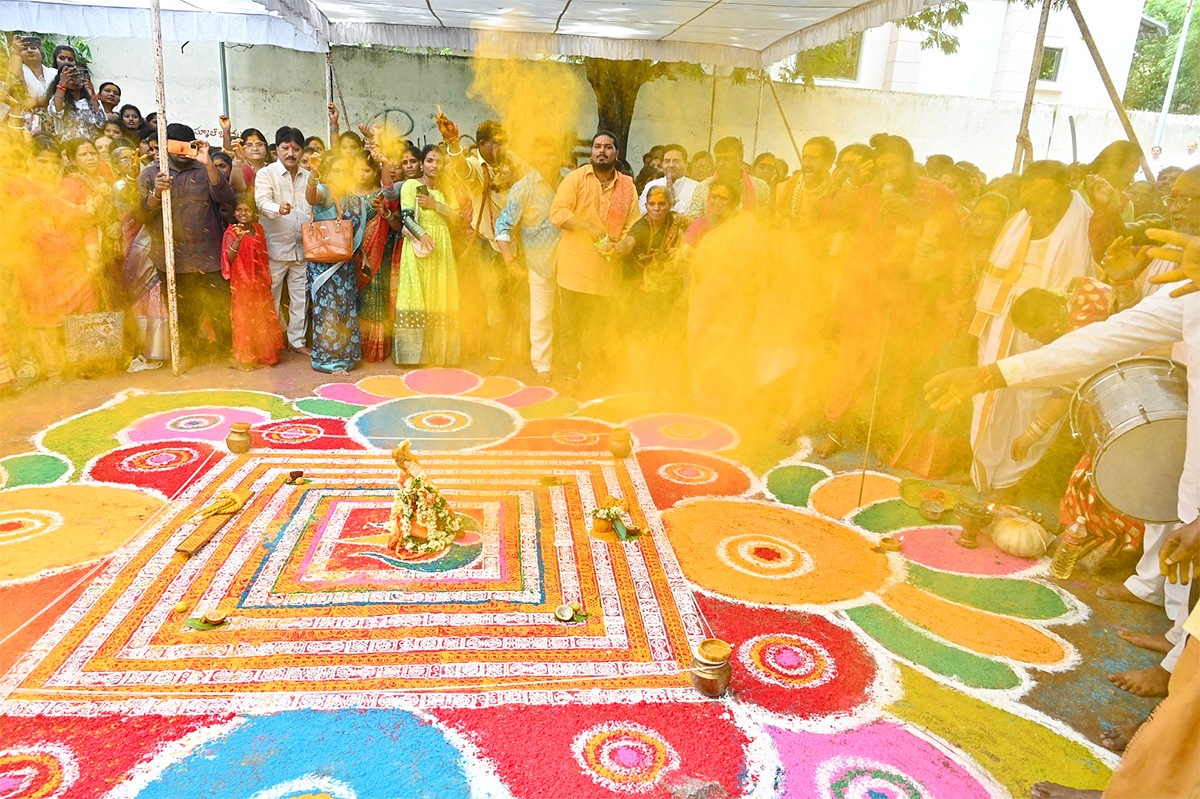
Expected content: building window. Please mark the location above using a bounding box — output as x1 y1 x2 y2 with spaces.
1039 47 1063 82
810 32 864 81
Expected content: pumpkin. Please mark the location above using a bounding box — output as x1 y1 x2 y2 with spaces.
989 516 1050 558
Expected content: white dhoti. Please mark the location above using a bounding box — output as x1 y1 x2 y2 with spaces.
968 191 1094 494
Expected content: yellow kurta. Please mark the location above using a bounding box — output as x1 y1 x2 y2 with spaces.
551 165 641 297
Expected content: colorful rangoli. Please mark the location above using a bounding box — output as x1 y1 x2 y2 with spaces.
0 368 1131 797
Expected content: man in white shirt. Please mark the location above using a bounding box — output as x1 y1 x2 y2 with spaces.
639 145 697 217
255 126 311 354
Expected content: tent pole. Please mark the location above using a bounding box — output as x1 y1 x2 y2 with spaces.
1064 0 1153 177
1013 0 1052 174
751 71 765 157
707 68 717 151
218 42 229 117
151 0 181 376
766 75 804 165
1154 0 1194 147
326 50 334 142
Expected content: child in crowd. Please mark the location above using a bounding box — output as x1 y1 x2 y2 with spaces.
222 195 284 369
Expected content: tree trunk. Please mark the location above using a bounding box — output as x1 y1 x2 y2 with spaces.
583 57 657 161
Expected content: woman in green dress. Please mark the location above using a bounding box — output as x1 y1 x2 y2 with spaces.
390 144 461 366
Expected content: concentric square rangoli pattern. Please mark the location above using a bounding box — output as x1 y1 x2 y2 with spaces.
4 451 705 712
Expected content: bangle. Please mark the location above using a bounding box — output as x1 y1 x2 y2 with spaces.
56 85 67 91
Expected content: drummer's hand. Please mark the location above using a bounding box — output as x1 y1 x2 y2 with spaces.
924 366 993 412
1160 517 1200 585
1011 432 1037 462
1145 228 1200 298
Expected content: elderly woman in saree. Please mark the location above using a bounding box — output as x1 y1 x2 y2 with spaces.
618 184 688 389
303 154 371 374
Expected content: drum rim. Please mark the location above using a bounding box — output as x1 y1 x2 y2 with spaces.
1069 356 1188 438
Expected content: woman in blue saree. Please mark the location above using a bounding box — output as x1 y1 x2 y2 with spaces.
304 154 371 374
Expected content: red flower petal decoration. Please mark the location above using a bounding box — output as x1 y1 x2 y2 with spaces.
695 592 878 720
434 702 750 798
0 713 233 798
636 449 753 510
84 439 218 499
251 417 362 450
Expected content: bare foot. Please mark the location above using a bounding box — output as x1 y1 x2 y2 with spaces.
1030 784 1101 799
289 345 312 356
812 434 841 459
332 369 350 376
1116 628 1173 654
1096 582 1154 605
1108 665 1170 697
1100 716 1147 752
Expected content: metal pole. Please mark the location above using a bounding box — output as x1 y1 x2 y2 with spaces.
766 75 804 164
1155 0 1195 147
1065 0 1154 177
1013 0 1053 173
151 0 181 376
218 42 229 117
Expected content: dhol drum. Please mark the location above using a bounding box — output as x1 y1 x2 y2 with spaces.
1070 357 1188 523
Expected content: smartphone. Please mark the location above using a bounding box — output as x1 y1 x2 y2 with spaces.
166 140 198 157
416 185 429 195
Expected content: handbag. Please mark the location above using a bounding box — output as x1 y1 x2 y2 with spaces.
302 195 354 263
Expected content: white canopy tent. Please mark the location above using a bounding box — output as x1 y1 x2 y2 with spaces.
2 0 323 50
4 0 937 68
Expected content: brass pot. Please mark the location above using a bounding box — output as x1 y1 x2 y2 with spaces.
690 638 733 698
225 422 252 454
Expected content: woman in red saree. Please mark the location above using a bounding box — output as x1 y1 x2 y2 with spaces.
222 197 283 368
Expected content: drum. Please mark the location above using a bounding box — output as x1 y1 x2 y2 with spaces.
1070 357 1188 523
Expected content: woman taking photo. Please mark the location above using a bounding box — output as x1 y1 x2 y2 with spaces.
45 50 105 139
390 144 461 366
304 155 369 374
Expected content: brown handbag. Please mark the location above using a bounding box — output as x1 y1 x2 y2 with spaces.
302 196 354 263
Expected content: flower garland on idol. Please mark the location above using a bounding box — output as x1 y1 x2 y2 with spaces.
388 441 462 555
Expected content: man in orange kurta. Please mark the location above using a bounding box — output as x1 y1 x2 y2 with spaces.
550 131 640 385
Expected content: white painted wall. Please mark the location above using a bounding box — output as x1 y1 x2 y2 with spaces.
814 0 1145 111
85 37 1199 181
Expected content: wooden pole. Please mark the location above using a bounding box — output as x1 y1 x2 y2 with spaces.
151 0 181 376
766 75 804 165
325 50 334 143
707 68 717 151
1013 0 1053 174
1064 0 1154 177
751 71 765 157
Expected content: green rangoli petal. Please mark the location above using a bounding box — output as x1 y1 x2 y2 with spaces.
295 398 362 418
906 563 1070 620
519 397 581 419
845 605 1021 690
766 464 827 507
850 498 928 533
0 453 70 488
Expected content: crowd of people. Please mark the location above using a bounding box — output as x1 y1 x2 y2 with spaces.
3 30 1200 799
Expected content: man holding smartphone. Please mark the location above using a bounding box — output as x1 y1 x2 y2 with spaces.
137 123 235 367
